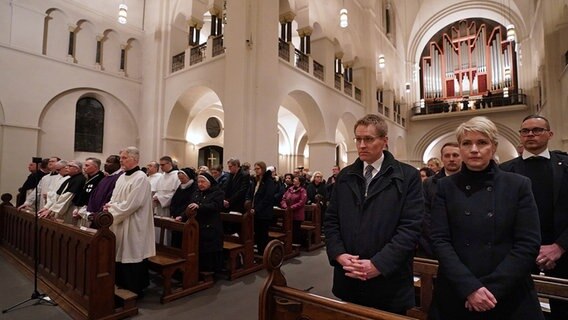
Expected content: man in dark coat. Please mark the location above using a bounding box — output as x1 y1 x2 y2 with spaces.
417 142 461 258
324 114 424 315
223 158 250 213
500 115 568 320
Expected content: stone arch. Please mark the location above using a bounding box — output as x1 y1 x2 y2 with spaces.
413 119 522 165
408 1 526 64
125 38 142 79
283 90 326 141
171 12 189 59
37 88 138 160
100 29 121 72
165 85 223 167
43 8 69 59
74 19 97 66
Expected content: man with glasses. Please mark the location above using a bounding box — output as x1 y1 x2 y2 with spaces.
501 115 568 320
324 114 424 315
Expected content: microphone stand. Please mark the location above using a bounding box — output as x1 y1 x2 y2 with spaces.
2 158 57 314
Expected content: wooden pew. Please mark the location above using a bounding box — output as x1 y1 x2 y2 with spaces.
148 210 214 303
300 204 325 252
0 202 137 320
259 240 416 320
407 258 438 320
221 210 263 280
408 258 568 319
271 207 299 260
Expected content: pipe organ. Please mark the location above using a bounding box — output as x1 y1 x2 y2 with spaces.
421 19 516 100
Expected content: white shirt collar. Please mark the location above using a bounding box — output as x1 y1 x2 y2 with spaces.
521 149 550 160
364 153 385 175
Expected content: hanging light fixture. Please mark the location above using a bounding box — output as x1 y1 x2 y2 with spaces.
503 87 509 98
339 1 348 28
504 0 515 41
506 24 516 42
339 8 348 28
118 2 128 25
378 55 385 69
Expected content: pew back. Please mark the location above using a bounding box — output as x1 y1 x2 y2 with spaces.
259 240 416 320
0 203 137 320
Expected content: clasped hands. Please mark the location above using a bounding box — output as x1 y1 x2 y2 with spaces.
536 244 564 271
465 287 497 312
336 253 380 281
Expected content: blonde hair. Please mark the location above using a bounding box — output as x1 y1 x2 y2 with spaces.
455 116 499 146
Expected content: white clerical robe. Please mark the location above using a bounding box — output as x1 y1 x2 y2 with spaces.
108 170 155 263
154 170 180 217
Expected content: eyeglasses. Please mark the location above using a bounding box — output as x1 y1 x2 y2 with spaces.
519 127 549 136
353 136 383 145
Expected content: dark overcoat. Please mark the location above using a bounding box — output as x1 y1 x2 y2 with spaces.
430 162 543 320
191 185 224 254
500 151 568 280
324 151 424 313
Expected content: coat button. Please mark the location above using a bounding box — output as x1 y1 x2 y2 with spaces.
465 211 471 216
487 186 493 192
486 242 492 247
487 211 493 218
465 185 471 190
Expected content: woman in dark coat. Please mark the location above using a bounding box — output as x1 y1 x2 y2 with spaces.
188 172 225 273
247 161 276 255
171 168 197 248
430 116 543 320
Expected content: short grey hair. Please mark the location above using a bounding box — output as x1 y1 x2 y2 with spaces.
85 157 101 169
456 116 499 146
120 146 140 161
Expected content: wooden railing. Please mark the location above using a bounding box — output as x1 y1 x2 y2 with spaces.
172 51 185 73
212 35 225 57
0 202 137 320
190 43 207 66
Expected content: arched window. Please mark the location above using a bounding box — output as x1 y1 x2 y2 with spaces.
74 97 104 153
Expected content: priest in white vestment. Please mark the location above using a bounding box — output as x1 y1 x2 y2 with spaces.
104 147 155 297
153 156 180 217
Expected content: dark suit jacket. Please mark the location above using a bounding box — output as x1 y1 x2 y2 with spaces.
324 151 424 313
430 162 543 320
500 151 568 279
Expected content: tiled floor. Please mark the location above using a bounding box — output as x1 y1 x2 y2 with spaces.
0 248 334 320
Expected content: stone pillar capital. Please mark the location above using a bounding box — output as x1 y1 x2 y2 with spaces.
297 26 313 37
279 11 296 23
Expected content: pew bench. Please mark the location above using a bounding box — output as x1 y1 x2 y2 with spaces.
221 211 263 280
259 240 416 320
299 204 324 251
270 207 299 260
409 258 568 319
148 211 214 303
0 203 138 320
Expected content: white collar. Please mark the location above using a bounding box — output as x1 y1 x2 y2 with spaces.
364 154 385 173
522 149 550 160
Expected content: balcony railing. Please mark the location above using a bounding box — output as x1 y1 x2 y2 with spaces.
279 39 290 61
172 51 185 73
334 74 342 90
412 93 528 116
313 60 324 81
295 49 309 73
190 43 207 66
344 79 352 96
355 87 362 102
212 35 225 57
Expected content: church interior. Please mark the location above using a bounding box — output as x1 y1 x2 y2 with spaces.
1 0 567 319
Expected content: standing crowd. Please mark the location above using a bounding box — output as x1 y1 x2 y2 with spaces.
13 113 567 319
